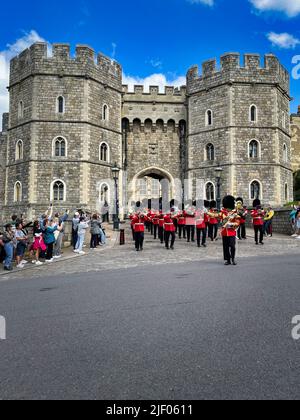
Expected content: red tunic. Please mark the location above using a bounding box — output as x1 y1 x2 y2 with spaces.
220 209 240 237
195 211 206 229
164 216 176 232
251 210 264 226
134 221 145 233
208 209 219 225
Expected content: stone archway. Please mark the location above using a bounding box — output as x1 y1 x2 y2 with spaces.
130 167 176 211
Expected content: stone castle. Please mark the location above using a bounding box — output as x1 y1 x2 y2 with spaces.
0 42 295 220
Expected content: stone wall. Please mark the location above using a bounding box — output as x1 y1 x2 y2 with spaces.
291 107 300 173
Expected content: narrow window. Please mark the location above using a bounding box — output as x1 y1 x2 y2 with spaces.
54 137 66 157
206 183 215 201
206 110 213 126
100 143 109 162
57 96 65 114
250 181 261 200
14 182 22 203
283 144 288 163
103 104 109 121
53 181 65 202
285 183 288 202
206 143 215 161
16 140 23 161
249 140 259 159
18 101 24 119
250 105 257 123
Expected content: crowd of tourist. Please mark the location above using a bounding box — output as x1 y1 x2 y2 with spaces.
290 205 300 239
0 206 106 272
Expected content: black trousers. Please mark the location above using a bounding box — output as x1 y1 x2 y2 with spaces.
153 224 158 239
197 228 207 246
135 232 144 251
238 224 247 239
158 226 164 243
173 219 178 234
186 225 195 242
178 225 186 239
46 243 54 260
254 226 264 244
90 234 98 248
72 229 78 250
165 231 176 249
208 224 218 241
223 236 236 262
131 226 135 241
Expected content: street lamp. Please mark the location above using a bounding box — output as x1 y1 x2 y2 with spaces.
111 162 120 231
215 167 223 211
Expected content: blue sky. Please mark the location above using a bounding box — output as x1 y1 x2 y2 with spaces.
1 0 300 121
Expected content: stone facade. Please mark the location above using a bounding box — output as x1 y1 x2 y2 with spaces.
0 44 295 220
291 106 300 173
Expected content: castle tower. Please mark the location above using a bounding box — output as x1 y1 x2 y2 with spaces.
187 53 293 206
3 42 122 219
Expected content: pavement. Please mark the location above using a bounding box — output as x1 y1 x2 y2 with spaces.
0 252 300 400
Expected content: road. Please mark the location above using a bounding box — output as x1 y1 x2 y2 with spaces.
0 254 300 400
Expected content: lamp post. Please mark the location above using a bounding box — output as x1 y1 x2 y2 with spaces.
112 162 120 231
215 167 223 211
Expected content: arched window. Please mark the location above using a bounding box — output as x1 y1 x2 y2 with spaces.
250 105 257 123
57 96 65 114
283 143 288 163
250 180 261 200
14 181 22 203
249 139 259 159
100 142 109 162
206 110 213 127
206 143 215 161
206 182 215 201
285 183 288 202
52 180 66 202
102 104 109 121
18 101 24 119
15 140 23 161
54 137 67 157
100 183 109 203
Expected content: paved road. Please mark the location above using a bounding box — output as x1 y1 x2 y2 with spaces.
0 254 300 400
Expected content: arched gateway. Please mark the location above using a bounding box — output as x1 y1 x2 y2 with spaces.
130 167 176 211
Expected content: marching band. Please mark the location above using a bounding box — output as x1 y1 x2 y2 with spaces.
129 196 273 264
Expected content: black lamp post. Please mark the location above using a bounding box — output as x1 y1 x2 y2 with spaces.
112 162 120 231
215 167 223 211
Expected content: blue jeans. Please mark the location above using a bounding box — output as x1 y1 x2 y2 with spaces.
76 233 85 252
99 229 106 245
4 242 14 269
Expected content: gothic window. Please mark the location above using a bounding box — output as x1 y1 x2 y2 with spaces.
52 180 65 202
14 181 22 203
206 182 215 201
57 96 65 114
250 105 257 123
100 142 109 162
250 181 261 200
283 144 288 163
18 101 24 119
206 110 213 126
249 140 259 159
54 137 67 157
16 140 23 161
103 104 109 121
138 178 147 199
285 183 288 202
206 143 215 161
100 184 109 203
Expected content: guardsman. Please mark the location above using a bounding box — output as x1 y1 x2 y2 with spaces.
220 196 240 266
251 199 265 245
164 213 176 250
152 212 160 240
185 206 196 243
177 210 186 240
208 200 219 242
236 197 248 240
195 206 207 248
130 212 136 241
134 213 145 252
158 213 165 244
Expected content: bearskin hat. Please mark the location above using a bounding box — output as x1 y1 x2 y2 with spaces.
210 200 217 208
236 197 244 204
204 200 210 209
253 199 261 208
222 195 236 210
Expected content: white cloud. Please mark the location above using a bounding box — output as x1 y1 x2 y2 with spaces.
122 73 186 92
267 32 300 49
250 0 300 17
0 30 46 130
188 0 214 6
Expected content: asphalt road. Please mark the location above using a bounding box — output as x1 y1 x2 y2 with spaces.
0 254 300 400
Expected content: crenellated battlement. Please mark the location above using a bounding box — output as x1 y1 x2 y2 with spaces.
9 42 122 91
187 53 290 95
122 84 186 100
